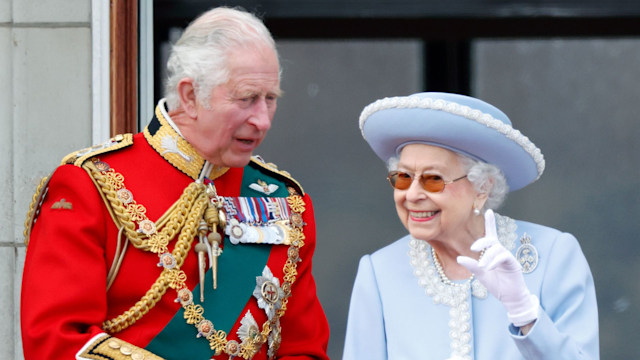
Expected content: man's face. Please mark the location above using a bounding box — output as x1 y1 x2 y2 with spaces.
189 45 281 168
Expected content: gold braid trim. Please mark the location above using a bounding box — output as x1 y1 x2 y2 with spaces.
24 134 132 247
144 114 204 180
63 134 133 166
250 156 305 195
82 158 209 333
23 175 51 246
101 186 208 333
84 159 204 252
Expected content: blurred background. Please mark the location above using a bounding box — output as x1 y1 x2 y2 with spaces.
3 0 639 358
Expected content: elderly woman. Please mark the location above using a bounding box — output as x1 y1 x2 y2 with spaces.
342 92 598 360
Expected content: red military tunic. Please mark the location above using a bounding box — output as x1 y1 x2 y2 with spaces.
21 103 330 359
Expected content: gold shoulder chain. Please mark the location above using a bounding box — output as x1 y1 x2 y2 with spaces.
84 159 205 252
81 158 208 333
102 188 208 333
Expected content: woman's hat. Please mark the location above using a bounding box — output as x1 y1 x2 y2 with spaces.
359 92 545 191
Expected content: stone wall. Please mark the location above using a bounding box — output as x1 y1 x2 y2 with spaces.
0 0 92 358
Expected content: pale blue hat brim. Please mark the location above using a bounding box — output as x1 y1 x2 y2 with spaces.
360 92 544 192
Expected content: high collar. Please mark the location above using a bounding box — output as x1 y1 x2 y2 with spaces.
143 99 229 181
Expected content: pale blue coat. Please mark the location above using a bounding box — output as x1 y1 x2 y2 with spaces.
343 217 599 360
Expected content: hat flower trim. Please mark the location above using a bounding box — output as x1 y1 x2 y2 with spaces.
359 96 545 179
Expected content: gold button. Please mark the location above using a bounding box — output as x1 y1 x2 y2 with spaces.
120 346 133 355
108 340 120 349
131 351 145 360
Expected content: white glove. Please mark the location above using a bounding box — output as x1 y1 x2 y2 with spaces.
457 209 539 327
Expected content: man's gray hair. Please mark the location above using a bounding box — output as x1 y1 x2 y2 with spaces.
164 7 278 110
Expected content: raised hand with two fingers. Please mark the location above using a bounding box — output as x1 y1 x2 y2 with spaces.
457 209 539 327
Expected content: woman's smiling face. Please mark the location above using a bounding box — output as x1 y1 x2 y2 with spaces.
393 143 480 243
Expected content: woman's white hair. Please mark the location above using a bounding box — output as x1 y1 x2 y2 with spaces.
456 154 508 210
386 151 509 210
164 7 278 110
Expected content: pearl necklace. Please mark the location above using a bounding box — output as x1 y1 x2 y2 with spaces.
430 246 475 288
407 213 516 360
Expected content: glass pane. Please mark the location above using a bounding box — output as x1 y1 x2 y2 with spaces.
474 38 640 358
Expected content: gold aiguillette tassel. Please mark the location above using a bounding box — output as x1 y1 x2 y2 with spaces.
204 183 226 291
208 229 222 290
195 219 209 302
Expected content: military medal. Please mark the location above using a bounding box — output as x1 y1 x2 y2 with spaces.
253 266 285 320
237 311 260 343
516 233 538 273
223 196 292 246
223 196 290 225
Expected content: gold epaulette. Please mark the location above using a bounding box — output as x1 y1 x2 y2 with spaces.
61 134 134 167
250 155 305 195
23 134 134 246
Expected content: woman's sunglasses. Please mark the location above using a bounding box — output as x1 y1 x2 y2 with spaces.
387 171 467 193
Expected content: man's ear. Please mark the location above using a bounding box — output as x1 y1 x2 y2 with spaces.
177 78 198 118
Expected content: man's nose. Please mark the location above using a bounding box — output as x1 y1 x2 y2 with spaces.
248 98 273 131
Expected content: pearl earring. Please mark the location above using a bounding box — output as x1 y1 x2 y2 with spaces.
473 208 481 215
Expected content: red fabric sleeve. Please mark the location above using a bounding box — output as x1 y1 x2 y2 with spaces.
21 165 113 359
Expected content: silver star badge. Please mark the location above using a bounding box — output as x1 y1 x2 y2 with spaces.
253 266 285 320
237 311 260 344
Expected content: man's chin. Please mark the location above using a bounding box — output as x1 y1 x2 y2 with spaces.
213 154 254 169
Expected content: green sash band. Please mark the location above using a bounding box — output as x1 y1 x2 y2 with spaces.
145 163 288 358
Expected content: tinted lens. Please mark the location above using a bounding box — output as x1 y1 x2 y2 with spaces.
421 175 446 192
387 172 447 192
387 171 412 190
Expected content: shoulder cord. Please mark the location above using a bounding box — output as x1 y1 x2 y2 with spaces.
101 186 208 333
106 227 128 291
82 159 209 332
84 160 205 289
84 160 201 251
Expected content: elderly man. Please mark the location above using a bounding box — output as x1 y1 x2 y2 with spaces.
21 7 329 360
